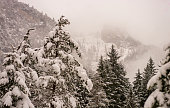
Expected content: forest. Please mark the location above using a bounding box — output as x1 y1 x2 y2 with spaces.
0 16 170 108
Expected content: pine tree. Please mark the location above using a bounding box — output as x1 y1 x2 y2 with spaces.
16 29 41 107
141 57 157 107
21 16 93 108
0 28 39 108
0 52 34 107
101 45 130 108
0 16 93 108
89 56 108 108
126 87 137 108
144 45 170 108
133 69 143 108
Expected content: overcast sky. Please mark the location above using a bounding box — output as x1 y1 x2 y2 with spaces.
19 0 170 47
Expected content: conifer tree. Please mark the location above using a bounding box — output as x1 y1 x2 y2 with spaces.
16 29 41 107
0 28 40 108
133 69 143 108
22 16 93 108
0 16 93 108
0 51 34 108
141 58 157 106
102 45 130 108
144 45 170 108
89 56 108 108
126 87 137 108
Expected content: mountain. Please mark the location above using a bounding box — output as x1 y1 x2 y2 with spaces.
0 0 56 70
0 0 163 81
75 27 163 81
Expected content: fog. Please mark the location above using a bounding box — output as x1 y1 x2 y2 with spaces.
19 0 170 47
16 0 170 82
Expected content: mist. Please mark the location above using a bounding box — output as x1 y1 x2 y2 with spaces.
19 0 170 47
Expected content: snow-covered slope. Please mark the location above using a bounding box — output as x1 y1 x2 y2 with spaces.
76 34 135 62
74 32 139 76
74 30 162 82
0 0 55 70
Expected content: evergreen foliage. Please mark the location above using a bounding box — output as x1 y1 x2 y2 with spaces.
144 45 170 108
133 58 157 107
126 87 137 108
133 69 143 108
93 45 130 108
89 56 108 108
0 16 93 108
141 58 157 107
104 45 130 108
0 52 34 107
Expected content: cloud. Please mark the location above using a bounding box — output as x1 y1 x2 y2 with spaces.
19 0 170 47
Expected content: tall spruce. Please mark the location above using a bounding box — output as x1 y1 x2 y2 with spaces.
133 69 143 108
141 57 157 107
89 56 108 108
144 45 170 108
102 45 130 108
126 87 137 108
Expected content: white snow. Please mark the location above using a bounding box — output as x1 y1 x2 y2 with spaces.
12 86 21 97
6 64 15 71
54 37 59 42
86 79 93 91
30 70 38 82
58 51 67 58
145 45 170 108
147 74 158 90
16 92 35 108
69 95 77 108
144 89 165 108
0 71 7 78
46 42 53 50
20 53 27 61
15 57 23 67
76 66 93 91
52 63 61 76
2 91 12 106
49 30 55 38
37 76 56 88
0 78 9 85
159 61 170 76
53 58 66 71
51 96 64 108
15 71 30 94
3 56 12 63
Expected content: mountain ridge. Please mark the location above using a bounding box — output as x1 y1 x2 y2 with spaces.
0 0 56 70
75 28 162 81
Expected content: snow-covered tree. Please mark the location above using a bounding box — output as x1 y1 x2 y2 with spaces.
89 56 108 108
126 87 137 108
144 45 170 108
16 29 40 107
0 28 40 108
23 16 93 108
0 52 34 108
133 69 143 107
0 16 93 108
101 45 130 108
141 57 157 107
